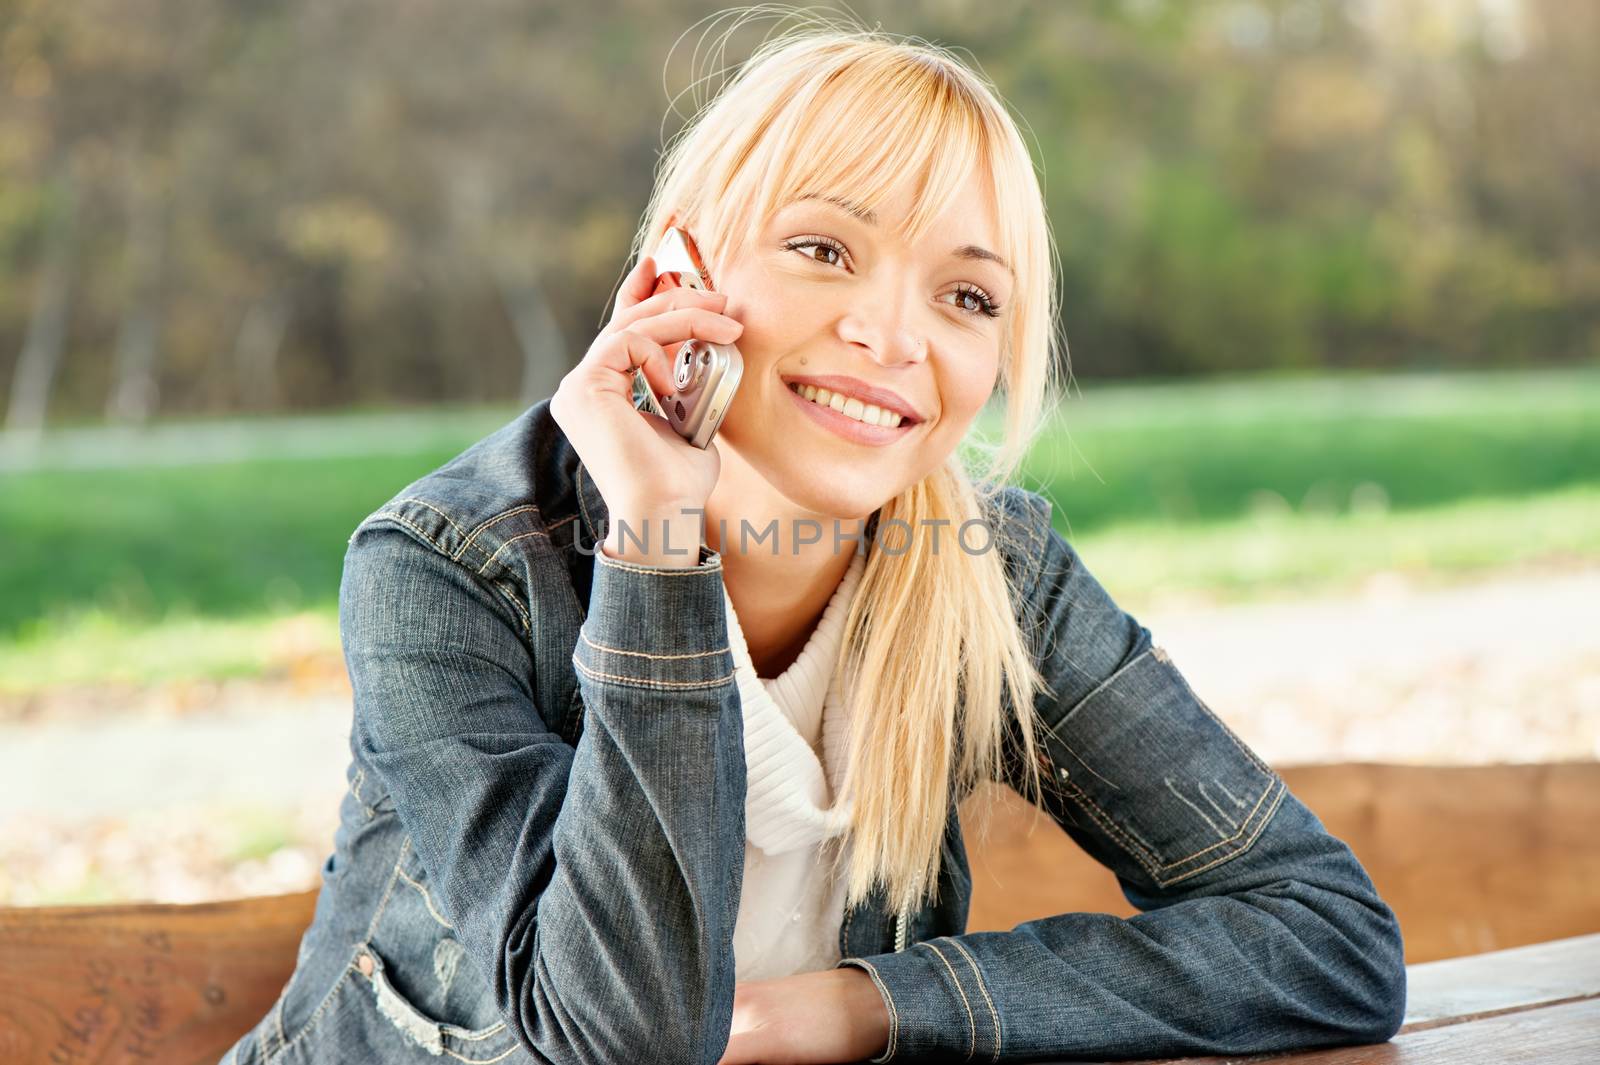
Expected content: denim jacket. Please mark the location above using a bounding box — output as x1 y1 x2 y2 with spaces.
221 397 1406 1065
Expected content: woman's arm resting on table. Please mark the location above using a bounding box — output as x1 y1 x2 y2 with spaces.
835 517 1407 1063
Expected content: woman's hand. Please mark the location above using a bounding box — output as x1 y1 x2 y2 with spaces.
548 253 744 559
717 968 892 1064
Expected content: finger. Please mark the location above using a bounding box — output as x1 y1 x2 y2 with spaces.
584 328 676 399
606 286 728 335
615 255 658 312
624 307 744 348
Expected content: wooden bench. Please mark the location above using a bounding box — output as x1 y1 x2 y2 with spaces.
0 891 317 1065
3 763 1597 1064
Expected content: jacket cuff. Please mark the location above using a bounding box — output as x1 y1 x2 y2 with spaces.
838 938 1002 1062
571 544 734 690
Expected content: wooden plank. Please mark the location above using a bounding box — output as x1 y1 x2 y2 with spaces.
1400 931 1600 1030
0 890 317 1065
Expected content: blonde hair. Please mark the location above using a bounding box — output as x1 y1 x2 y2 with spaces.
630 8 1063 920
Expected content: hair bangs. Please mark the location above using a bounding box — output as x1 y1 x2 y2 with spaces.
681 42 997 277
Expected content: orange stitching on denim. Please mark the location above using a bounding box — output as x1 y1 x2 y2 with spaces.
364 513 532 636
571 655 734 690
1064 773 1286 890
1044 645 1284 872
1057 778 1160 877
1162 779 1287 886
394 497 469 540
475 529 551 575
1213 779 1250 809
578 629 728 661
1151 776 1273 868
486 577 532 635
942 938 1001 1063
920 942 977 1061
364 511 447 555
454 503 542 562
438 1018 509 1041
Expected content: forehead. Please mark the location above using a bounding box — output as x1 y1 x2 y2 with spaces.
773 169 1004 260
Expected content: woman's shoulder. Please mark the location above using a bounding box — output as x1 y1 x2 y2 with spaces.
977 481 1055 582
345 396 589 587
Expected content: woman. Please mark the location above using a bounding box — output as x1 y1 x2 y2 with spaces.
222 20 1406 1065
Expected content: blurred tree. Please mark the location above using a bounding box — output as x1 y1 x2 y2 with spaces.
0 0 1594 425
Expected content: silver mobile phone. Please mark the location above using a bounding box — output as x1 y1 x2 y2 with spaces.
632 227 744 449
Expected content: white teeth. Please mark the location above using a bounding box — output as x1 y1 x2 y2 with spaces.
790 383 904 428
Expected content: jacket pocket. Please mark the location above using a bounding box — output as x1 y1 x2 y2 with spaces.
358 836 521 1048
351 943 523 1062
1040 645 1287 890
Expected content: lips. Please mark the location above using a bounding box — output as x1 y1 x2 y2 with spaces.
778 374 924 424
784 380 915 445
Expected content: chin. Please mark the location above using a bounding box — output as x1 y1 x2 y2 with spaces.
724 430 878 511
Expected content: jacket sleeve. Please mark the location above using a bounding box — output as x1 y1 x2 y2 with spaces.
341 517 745 1065
835 508 1407 1062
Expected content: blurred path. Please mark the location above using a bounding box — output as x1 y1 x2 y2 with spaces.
1146 563 1600 766
0 693 351 819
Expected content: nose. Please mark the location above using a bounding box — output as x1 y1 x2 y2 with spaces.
836 288 929 367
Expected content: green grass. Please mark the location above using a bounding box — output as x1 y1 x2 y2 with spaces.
2 367 1596 690
0 610 340 693
0 450 479 639
1073 482 1600 606
1004 364 1600 532
7 482 1594 693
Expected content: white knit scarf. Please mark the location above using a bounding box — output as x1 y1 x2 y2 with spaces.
720 547 866 856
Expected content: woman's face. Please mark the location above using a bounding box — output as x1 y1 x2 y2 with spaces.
707 168 1011 520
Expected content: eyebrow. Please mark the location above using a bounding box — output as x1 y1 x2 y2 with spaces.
793 193 1013 277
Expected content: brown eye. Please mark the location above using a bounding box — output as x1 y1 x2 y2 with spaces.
940 283 1001 319
782 236 851 271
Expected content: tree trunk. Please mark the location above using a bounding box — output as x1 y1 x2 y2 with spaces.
231 291 292 411
499 272 567 408
105 161 169 424
4 169 80 446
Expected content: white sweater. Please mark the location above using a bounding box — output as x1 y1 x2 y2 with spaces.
722 546 866 982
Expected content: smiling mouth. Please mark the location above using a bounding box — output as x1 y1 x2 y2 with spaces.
786 381 911 429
